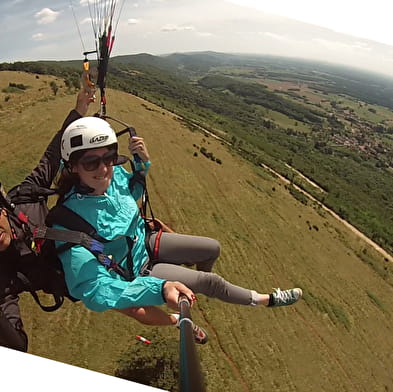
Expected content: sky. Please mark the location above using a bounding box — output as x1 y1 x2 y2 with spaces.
2 0 393 77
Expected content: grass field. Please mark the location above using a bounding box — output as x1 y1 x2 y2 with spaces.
1 71 392 391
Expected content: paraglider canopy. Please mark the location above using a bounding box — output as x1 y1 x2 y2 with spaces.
71 0 141 156
83 0 126 116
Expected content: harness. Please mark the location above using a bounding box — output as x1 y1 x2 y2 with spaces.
36 204 135 282
32 161 163 282
0 154 166 311
128 163 164 264
0 185 67 311
1 183 136 310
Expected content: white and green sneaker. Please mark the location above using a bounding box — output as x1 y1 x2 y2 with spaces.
269 288 302 307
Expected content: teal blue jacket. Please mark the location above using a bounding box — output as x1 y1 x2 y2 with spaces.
55 163 167 312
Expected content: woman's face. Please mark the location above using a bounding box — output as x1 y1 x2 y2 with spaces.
72 147 116 195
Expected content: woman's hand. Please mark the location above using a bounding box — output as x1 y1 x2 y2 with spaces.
147 218 175 233
129 136 150 162
162 281 196 311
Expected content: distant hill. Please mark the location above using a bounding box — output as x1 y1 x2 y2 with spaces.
3 51 393 107
1 71 393 391
112 51 393 109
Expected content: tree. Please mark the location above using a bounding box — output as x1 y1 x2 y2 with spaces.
49 81 59 96
115 335 179 391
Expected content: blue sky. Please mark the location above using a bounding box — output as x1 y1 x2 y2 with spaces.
2 0 393 77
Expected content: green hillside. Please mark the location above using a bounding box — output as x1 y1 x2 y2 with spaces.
4 53 393 254
1 71 393 391
96 52 393 256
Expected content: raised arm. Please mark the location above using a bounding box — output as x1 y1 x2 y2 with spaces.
19 87 96 190
128 135 151 201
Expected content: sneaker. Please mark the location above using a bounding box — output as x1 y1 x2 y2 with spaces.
269 288 302 307
176 319 208 344
192 322 209 345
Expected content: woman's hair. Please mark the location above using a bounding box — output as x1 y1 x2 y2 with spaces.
55 143 117 201
55 149 86 201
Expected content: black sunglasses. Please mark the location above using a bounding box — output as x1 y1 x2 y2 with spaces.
78 150 120 172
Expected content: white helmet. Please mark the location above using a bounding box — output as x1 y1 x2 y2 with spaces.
61 117 118 161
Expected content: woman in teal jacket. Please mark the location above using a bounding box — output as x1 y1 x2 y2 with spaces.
55 117 302 334
54 116 204 338
56 162 167 311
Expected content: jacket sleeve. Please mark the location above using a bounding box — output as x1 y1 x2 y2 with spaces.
20 110 82 189
59 243 166 312
127 161 151 201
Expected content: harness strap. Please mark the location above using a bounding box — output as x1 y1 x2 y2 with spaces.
46 205 108 242
8 183 56 204
128 171 146 196
0 185 32 239
129 167 165 263
124 236 136 281
0 185 66 312
35 226 96 250
128 161 162 266
152 228 163 261
143 218 164 264
45 205 134 278
34 226 131 281
16 271 64 312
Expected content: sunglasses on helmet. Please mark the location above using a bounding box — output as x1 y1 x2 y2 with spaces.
78 150 121 172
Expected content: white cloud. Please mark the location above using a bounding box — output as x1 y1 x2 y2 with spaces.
34 8 60 25
3 0 393 77
351 41 372 52
263 32 290 42
311 38 367 53
161 24 195 32
32 33 45 41
196 32 213 37
225 0 393 47
80 17 91 25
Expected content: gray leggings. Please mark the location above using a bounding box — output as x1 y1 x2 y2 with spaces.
148 232 255 305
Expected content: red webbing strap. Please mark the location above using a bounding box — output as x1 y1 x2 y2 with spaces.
152 228 163 261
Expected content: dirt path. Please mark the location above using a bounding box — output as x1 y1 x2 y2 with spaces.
197 304 252 392
284 163 326 193
184 116 393 263
260 163 393 263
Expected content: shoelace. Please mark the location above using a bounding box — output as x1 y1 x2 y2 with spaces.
192 324 207 343
273 288 294 304
176 318 207 343
193 324 205 338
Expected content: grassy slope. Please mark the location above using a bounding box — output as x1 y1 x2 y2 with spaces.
1 72 392 391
